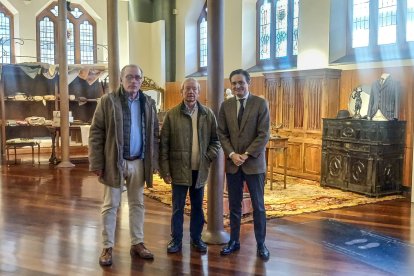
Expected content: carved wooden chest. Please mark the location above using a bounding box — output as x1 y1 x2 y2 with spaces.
320 119 405 196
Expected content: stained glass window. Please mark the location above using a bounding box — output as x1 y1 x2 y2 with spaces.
39 17 55 64
259 1 271 60
275 0 288 57
0 14 11 62
407 0 414 41
0 5 12 64
332 0 414 63
293 0 299 55
67 20 75 64
50 6 59 17
198 2 208 70
71 8 83 19
256 0 300 68
352 0 370 48
352 0 414 48
199 18 207 67
377 0 397 45
37 1 96 64
80 21 94 64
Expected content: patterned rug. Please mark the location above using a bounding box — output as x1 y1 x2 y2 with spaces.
144 174 404 224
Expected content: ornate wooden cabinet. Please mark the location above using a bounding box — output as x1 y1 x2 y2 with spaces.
321 119 405 196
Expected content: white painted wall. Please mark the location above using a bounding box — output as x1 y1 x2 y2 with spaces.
297 0 330 69
128 20 166 87
117 1 130 68
241 0 257 72
175 0 204 80
223 0 243 76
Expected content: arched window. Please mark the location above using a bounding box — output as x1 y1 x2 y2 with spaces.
197 2 208 72
0 2 14 64
332 0 414 63
36 2 96 64
256 0 299 70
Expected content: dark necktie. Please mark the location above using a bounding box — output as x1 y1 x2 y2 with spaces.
238 98 245 127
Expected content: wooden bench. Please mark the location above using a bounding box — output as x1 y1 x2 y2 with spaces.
5 140 41 165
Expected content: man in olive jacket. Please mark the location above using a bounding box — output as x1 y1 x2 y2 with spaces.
89 64 159 266
159 78 220 254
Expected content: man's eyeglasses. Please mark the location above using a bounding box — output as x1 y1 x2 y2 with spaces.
125 74 143 81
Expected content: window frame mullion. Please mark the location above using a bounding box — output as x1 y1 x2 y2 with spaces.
286 0 294 58
397 0 407 44
270 0 277 62
369 0 378 48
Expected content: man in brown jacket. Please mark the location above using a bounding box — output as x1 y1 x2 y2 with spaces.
217 69 270 261
89 64 159 266
159 78 220 254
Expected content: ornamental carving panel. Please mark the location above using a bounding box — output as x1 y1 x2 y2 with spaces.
328 155 343 178
350 159 367 185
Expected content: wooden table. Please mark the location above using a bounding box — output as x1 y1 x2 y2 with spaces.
267 137 288 190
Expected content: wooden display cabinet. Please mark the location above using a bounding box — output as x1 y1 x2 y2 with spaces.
0 64 55 155
0 63 106 161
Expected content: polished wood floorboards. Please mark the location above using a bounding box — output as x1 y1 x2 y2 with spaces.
0 159 412 275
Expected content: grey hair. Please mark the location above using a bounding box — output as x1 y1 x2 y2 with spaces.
180 77 201 91
120 64 144 78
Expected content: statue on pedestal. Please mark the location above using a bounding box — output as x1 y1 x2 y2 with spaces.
351 86 362 119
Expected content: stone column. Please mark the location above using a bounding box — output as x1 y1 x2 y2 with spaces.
107 0 120 91
57 0 74 168
0 79 5 158
203 0 229 244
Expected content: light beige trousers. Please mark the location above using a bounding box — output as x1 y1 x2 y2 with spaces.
101 159 145 248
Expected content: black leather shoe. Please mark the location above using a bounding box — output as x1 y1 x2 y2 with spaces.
220 240 240 256
191 239 207 252
167 239 182 253
257 243 270 261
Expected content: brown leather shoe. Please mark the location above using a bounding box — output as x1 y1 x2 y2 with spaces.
99 247 112 266
130 243 154 259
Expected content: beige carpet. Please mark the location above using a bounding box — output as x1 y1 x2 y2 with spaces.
144 174 404 223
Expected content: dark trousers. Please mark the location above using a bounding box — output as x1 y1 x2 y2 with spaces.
171 170 205 242
227 168 266 245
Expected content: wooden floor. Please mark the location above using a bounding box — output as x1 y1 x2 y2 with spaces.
0 157 413 275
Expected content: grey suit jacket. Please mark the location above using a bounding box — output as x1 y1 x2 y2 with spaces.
367 77 400 120
217 94 270 174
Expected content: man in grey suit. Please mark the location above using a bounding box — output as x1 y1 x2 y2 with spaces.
217 69 270 261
